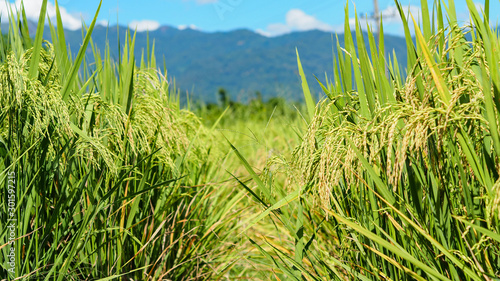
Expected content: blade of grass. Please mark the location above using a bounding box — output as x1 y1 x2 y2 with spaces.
239 189 299 235
296 48 315 122
324 209 452 281
61 0 102 101
27 0 47 80
411 15 451 106
226 138 273 204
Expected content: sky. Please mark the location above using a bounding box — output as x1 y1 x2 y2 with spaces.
0 0 498 36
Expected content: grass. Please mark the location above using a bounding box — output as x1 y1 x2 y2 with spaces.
1 0 500 280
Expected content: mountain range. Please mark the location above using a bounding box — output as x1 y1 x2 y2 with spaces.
3 22 409 102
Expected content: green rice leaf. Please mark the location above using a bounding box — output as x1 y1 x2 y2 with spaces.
227 138 273 203
324 209 452 281
240 189 299 235
28 0 47 80
296 48 316 122
61 0 102 101
411 15 451 106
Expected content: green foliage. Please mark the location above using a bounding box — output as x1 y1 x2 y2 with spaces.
196 88 302 127
0 3 240 280
234 0 500 280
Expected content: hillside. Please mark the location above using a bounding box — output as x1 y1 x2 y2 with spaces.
2 22 409 101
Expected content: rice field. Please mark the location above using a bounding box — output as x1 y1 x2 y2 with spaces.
0 0 499 280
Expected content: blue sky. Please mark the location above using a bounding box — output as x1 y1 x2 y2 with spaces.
1 0 498 36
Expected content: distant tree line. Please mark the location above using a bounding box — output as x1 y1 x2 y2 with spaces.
196 87 301 126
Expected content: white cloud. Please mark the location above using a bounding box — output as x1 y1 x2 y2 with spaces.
0 0 82 30
255 29 270 37
178 24 198 30
259 23 291 36
128 19 160 32
97 20 109 27
329 4 422 35
286 9 332 31
259 9 333 37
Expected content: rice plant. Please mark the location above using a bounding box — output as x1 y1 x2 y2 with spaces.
235 0 500 279
0 1 242 280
